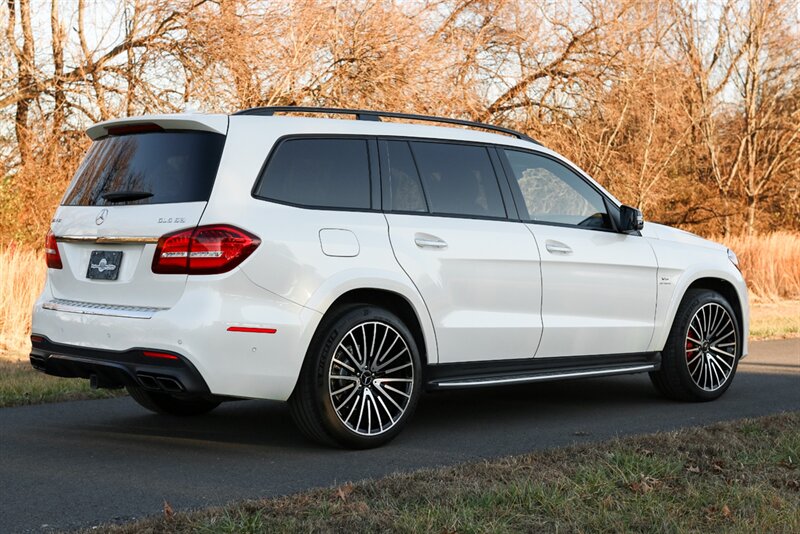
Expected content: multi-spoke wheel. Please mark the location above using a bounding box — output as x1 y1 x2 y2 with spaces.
684 302 738 391
328 322 414 436
650 289 741 401
289 305 422 448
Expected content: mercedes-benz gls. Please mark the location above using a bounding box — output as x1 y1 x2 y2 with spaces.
31 107 748 448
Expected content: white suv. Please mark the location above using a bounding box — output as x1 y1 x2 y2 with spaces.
31 107 748 448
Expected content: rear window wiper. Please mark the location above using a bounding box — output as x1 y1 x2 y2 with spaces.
101 190 154 202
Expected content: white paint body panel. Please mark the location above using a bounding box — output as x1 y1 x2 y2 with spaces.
49 203 207 308
528 225 658 357
32 272 322 400
642 223 749 357
31 113 749 402
387 214 542 363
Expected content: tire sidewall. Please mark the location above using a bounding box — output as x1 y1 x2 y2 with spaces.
667 290 741 401
308 305 422 448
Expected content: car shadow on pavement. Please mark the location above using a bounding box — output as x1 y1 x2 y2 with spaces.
29 339 798 453
71 374 667 451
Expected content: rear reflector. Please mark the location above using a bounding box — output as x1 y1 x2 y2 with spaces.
45 230 62 269
152 224 260 275
30 335 44 344
142 351 179 360
227 326 277 334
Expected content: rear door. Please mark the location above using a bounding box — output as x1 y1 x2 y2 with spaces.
49 117 228 308
383 139 543 364
499 148 658 357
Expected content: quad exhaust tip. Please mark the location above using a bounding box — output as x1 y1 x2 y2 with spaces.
136 373 184 392
156 376 184 392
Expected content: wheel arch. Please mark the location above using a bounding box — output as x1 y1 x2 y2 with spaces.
302 272 439 366
321 288 431 366
685 278 744 338
651 270 749 356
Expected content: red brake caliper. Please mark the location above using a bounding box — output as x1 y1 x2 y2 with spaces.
685 340 693 360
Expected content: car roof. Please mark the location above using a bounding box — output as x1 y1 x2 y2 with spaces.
86 112 623 207
231 113 540 148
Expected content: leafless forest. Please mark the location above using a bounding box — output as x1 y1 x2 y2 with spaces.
1 0 798 246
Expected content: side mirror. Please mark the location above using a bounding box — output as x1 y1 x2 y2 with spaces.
619 205 644 233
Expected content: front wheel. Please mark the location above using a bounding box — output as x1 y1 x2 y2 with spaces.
289 305 422 448
650 289 741 401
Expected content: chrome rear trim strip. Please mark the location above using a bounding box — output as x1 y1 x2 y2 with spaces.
42 298 166 319
433 364 657 388
57 236 159 244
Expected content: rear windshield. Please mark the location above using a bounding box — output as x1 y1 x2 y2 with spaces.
62 130 226 206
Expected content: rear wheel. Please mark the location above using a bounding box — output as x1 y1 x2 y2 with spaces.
126 386 221 416
289 305 422 448
650 289 741 401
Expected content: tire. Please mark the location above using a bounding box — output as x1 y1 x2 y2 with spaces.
126 386 221 416
650 289 741 402
289 305 422 449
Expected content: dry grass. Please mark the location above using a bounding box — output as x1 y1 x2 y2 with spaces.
722 231 800 302
0 233 798 357
0 244 44 355
750 300 800 340
0 360 122 407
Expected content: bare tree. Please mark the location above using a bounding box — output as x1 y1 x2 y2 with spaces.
6 0 35 166
734 0 800 233
0 0 798 245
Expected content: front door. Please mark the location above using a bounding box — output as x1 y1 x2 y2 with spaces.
499 148 658 358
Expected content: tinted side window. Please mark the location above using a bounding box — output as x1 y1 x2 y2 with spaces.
63 131 226 206
382 140 427 213
504 150 611 230
255 138 371 209
409 142 506 218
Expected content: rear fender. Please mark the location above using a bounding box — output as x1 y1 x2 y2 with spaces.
302 269 439 365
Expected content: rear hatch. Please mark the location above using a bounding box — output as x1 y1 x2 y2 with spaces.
48 115 228 309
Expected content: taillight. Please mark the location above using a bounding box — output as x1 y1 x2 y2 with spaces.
142 350 179 360
45 231 62 269
152 225 260 275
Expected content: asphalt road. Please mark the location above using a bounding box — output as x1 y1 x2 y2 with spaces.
1 339 798 533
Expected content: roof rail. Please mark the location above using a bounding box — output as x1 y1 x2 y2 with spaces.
232 106 541 145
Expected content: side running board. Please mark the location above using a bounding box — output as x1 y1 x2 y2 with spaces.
425 352 661 390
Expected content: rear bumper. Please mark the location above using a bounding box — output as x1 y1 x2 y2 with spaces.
31 272 324 401
30 337 211 395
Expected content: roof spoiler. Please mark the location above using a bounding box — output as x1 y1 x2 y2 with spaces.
87 114 228 140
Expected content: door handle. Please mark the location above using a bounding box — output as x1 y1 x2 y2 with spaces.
414 233 448 249
545 240 573 255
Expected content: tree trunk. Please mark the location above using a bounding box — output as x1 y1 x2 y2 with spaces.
746 195 757 236
7 0 36 167
51 0 65 133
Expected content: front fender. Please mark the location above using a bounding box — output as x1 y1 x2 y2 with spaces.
648 260 749 357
